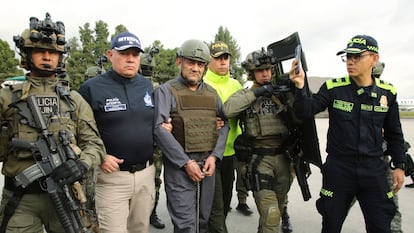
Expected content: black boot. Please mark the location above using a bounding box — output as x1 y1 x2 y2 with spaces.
281 207 292 233
236 203 253 216
406 183 414 188
150 203 165 229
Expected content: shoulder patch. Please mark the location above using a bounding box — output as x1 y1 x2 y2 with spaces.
326 76 351 90
375 78 396 95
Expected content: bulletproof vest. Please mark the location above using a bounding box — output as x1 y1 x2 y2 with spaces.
243 96 289 140
0 80 77 175
169 79 218 153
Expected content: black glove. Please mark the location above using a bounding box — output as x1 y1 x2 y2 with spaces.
253 84 273 97
51 159 88 185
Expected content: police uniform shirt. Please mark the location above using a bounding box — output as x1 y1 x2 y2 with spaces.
293 76 405 164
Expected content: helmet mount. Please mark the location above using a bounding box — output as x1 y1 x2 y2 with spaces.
13 12 67 75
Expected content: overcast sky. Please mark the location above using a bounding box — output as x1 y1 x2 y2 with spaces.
1 0 413 97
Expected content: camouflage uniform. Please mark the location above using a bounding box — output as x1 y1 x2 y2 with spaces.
0 13 105 233
375 61 403 233
223 49 295 233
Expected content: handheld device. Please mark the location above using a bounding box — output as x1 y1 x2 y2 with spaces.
295 45 302 74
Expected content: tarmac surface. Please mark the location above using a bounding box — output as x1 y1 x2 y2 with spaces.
1 118 413 233
148 118 414 233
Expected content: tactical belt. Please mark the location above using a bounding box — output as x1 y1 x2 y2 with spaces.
4 176 45 194
119 158 154 173
330 155 382 162
252 147 286 156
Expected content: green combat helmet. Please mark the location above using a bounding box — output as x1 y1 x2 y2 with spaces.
176 39 210 64
372 61 385 78
84 66 105 81
84 55 107 80
13 12 67 75
140 53 156 77
140 47 159 77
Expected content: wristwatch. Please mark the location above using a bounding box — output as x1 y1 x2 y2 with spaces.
394 163 406 171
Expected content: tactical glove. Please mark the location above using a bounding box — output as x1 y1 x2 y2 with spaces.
51 159 88 185
253 84 273 97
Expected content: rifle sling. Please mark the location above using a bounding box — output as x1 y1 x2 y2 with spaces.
0 188 23 233
0 177 46 233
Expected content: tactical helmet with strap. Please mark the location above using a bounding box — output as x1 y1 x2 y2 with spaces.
242 48 276 80
13 13 67 75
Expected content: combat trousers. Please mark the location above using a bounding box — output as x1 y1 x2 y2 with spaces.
0 189 65 233
385 158 403 233
316 156 395 233
208 156 235 233
251 154 292 233
234 156 249 204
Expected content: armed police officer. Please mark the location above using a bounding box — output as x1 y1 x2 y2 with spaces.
0 13 105 232
223 48 295 233
289 35 405 233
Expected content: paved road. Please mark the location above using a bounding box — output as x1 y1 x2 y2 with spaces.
150 118 414 233
1 118 413 233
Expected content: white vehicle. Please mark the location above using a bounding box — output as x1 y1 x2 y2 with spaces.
398 98 414 111
1 76 25 88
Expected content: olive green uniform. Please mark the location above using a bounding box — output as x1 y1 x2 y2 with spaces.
0 77 105 232
223 84 294 233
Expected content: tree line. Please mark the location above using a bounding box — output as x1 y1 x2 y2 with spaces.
0 21 244 90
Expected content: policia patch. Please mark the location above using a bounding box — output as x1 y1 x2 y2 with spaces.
36 96 59 116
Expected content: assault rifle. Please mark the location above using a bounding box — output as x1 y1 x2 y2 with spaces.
284 128 312 201
388 141 414 187
405 152 414 183
10 95 90 233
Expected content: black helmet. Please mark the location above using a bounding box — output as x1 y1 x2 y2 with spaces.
242 48 275 72
242 48 275 80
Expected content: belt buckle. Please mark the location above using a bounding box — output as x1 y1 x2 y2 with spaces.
128 165 138 173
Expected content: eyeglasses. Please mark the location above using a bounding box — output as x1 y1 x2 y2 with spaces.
341 53 374 63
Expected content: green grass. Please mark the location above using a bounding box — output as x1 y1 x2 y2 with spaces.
400 111 414 118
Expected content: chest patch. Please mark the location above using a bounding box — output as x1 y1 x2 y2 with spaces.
36 96 59 116
104 97 127 112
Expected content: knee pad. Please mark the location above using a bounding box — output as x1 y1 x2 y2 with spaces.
265 205 280 227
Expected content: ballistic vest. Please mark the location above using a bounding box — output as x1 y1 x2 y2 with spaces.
169 79 218 153
243 95 289 141
0 78 77 176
